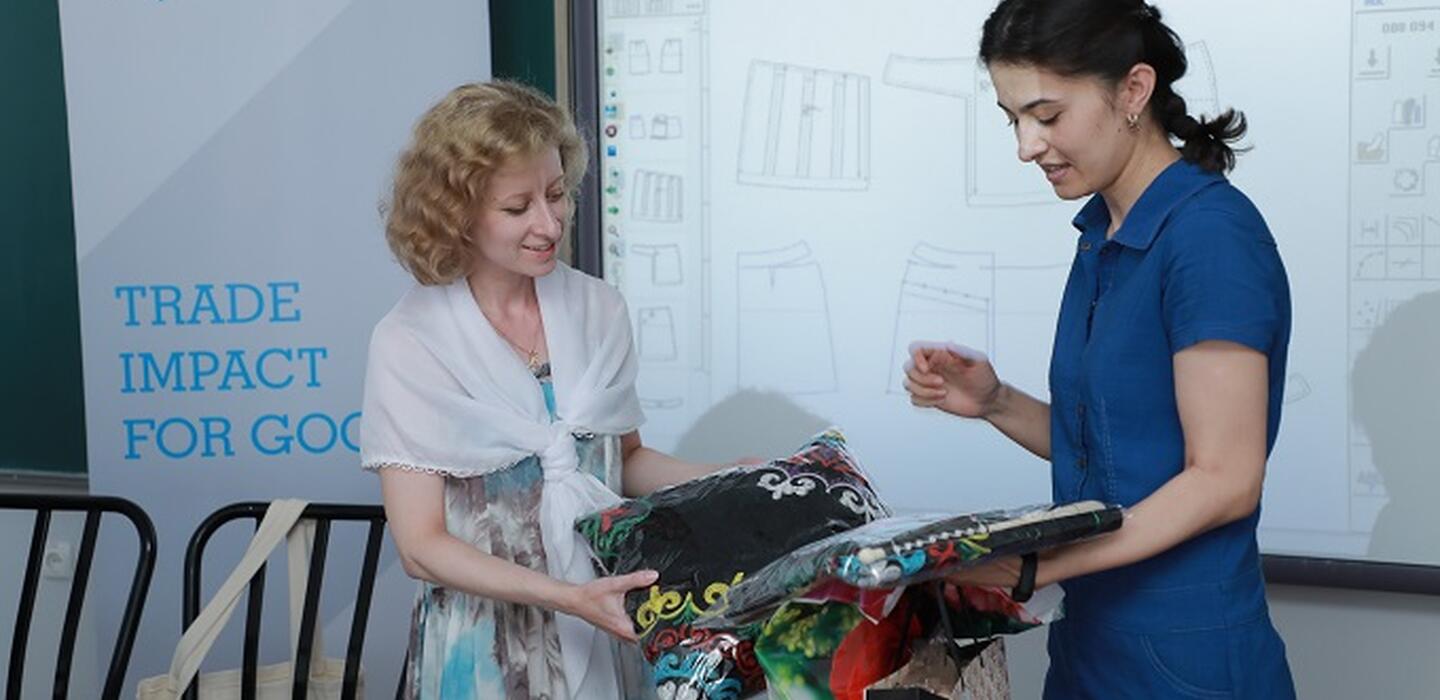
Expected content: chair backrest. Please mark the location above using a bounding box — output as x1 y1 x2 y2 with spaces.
181 502 387 700
1 493 157 700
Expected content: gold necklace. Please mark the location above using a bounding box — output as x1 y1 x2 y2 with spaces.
471 282 544 371
498 317 543 372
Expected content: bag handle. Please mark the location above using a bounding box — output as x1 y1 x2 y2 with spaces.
285 518 327 664
164 500 310 691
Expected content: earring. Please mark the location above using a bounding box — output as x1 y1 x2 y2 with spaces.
1126 113 1141 132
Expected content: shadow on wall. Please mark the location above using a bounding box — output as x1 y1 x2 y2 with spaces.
672 390 833 464
1353 290 1440 564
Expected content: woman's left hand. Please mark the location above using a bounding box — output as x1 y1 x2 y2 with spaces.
944 555 1024 589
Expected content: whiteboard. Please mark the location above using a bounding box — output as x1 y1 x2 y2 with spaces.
591 0 1440 569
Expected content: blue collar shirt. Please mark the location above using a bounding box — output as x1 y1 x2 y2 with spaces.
1049 158 1292 614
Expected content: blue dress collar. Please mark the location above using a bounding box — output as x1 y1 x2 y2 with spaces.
1070 158 1227 250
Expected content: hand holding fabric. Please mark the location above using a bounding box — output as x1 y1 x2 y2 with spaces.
902 341 1002 418
943 555 1024 590
565 569 659 642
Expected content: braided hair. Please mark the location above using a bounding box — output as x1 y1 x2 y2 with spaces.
979 0 1247 173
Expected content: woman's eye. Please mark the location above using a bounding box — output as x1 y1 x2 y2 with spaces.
503 206 528 215
547 191 565 202
1038 114 1060 126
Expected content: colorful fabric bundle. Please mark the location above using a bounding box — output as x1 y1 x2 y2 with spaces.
708 501 1124 627
575 428 889 699
754 594 925 700
753 582 1039 700
941 580 1067 638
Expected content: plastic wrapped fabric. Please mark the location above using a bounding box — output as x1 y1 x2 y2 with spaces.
941 581 1065 638
575 428 890 699
754 581 1040 700
705 501 1124 627
755 592 927 700
755 602 865 700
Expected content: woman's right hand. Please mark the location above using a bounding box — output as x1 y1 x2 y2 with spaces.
563 569 659 642
902 342 1005 419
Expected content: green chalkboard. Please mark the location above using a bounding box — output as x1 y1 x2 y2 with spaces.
0 0 87 475
490 0 558 97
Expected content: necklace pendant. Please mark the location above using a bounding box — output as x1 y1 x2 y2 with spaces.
527 352 541 372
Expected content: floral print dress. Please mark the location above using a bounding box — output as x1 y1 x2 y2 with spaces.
389 366 642 699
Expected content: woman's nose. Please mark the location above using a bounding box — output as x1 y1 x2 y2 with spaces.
1016 122 1047 163
534 199 563 236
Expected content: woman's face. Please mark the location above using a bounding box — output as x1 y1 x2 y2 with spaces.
988 62 1137 201
470 146 569 279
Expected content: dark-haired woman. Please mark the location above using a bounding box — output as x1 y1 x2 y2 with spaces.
903 1 1297 697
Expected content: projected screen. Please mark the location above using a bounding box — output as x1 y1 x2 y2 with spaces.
592 0 1440 569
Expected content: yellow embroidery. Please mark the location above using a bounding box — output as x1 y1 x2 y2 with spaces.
634 571 745 635
955 531 993 559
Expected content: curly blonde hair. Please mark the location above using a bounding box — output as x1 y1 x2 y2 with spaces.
384 81 590 285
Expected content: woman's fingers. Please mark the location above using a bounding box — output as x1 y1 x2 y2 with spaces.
904 361 946 389
906 379 946 399
904 358 947 389
575 570 658 642
615 569 659 590
903 377 946 405
911 346 931 374
610 570 656 639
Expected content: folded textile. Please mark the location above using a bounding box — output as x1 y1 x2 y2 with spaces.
575 428 889 699
706 501 1124 627
756 594 925 700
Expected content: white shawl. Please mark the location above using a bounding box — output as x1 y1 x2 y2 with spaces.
359 262 644 697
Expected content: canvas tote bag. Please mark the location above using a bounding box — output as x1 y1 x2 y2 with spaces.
136 499 363 699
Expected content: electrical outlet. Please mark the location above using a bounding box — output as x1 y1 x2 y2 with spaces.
43 541 75 580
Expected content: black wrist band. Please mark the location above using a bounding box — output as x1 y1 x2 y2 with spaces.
1012 552 1038 603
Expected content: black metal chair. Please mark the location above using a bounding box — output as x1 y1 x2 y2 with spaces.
180 502 388 700
1 493 157 700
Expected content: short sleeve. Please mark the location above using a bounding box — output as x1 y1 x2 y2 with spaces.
1162 207 1288 355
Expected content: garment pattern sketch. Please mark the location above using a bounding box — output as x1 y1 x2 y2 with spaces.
628 114 684 140
738 61 871 190
884 55 1050 206
608 0 705 18
650 115 683 140
660 39 684 74
632 170 683 222
1176 42 1221 119
736 241 838 393
638 306 679 362
888 245 995 393
883 43 1219 207
631 243 684 286
629 40 651 75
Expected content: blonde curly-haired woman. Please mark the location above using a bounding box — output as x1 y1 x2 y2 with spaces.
361 81 721 699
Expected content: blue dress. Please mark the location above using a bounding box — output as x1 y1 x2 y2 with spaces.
1044 159 1297 698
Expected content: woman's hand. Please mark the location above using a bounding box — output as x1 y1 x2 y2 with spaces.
902 343 1005 419
561 569 659 642
943 556 1024 589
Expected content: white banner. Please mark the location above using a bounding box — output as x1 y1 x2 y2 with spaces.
60 0 490 693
